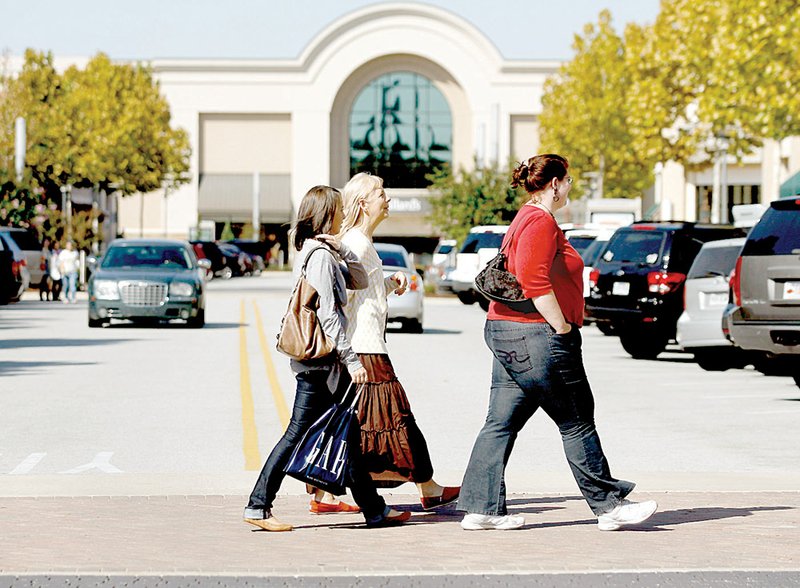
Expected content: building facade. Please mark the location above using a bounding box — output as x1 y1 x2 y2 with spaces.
117 3 559 250
12 3 800 248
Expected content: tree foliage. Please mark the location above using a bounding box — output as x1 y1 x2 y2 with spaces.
540 10 653 199
0 50 191 203
426 161 524 244
627 0 800 166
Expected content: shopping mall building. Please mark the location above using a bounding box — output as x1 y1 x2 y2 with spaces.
19 4 800 252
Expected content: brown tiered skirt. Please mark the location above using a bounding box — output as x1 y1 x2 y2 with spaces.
355 353 434 488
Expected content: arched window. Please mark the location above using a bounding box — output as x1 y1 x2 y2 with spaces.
349 72 452 188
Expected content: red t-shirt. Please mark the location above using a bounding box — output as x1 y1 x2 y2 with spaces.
487 205 585 325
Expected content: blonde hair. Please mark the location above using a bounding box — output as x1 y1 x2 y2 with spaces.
340 173 384 234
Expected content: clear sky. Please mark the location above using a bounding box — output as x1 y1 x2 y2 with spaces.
3 0 660 61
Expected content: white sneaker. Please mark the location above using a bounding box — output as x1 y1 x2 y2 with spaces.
461 513 525 530
597 499 658 531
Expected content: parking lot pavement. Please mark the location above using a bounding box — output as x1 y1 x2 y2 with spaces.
1 491 798 579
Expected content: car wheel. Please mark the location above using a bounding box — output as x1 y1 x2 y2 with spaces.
187 309 205 328
456 291 475 305
186 308 206 329
404 318 423 334
88 317 106 328
693 349 732 372
793 372 800 389
619 326 669 360
596 322 616 336
477 295 490 311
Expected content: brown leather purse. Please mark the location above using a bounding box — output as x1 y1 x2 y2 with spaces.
276 246 336 361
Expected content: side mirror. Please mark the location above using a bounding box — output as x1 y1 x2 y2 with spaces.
87 256 99 269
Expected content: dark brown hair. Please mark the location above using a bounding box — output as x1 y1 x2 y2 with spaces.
291 185 342 251
511 154 569 194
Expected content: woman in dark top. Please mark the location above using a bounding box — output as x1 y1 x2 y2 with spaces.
458 154 657 531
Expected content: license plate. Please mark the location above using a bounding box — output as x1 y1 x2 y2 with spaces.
785 281 800 300
708 292 728 306
612 281 630 296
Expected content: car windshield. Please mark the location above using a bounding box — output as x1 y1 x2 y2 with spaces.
602 231 665 265
461 232 505 253
102 245 191 269
582 239 608 267
435 244 454 255
567 235 597 257
742 200 800 256
687 244 742 279
376 249 408 269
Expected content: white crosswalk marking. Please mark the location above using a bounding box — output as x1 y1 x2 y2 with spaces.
60 452 123 474
10 453 46 475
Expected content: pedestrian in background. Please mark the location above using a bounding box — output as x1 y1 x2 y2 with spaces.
458 154 657 531
58 241 79 304
310 172 458 512
49 241 63 302
38 238 52 301
243 185 411 532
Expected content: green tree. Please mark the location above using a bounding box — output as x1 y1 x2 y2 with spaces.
628 0 800 166
220 220 235 241
539 10 653 200
0 51 191 204
426 161 523 245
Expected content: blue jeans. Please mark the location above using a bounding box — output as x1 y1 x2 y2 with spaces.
245 366 388 524
63 271 78 302
458 321 634 516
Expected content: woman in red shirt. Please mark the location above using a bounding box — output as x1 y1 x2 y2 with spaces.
458 154 657 531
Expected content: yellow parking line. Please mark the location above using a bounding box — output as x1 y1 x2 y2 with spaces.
239 299 261 470
252 300 290 429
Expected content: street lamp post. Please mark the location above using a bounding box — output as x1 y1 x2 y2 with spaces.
60 184 73 241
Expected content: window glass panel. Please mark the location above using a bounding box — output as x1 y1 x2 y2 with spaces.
349 72 453 188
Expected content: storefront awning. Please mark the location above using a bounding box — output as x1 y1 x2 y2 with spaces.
198 173 292 223
780 170 800 198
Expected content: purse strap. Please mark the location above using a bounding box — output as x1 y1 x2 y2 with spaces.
299 243 334 277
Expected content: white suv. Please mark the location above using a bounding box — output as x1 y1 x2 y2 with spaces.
449 225 508 310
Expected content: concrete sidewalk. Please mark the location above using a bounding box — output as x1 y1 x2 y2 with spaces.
2 492 798 578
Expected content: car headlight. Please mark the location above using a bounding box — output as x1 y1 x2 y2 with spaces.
169 282 194 297
93 280 120 300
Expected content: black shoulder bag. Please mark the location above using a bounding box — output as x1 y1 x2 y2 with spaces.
474 222 537 313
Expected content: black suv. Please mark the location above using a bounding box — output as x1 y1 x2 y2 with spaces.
586 221 746 359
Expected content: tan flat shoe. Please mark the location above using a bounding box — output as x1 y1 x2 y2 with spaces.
245 516 293 532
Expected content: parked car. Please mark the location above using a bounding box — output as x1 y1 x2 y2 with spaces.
88 239 210 328
191 241 234 279
586 221 746 359
374 242 424 333
724 198 800 387
676 238 748 370
228 240 266 274
218 242 253 276
449 225 508 310
0 231 31 303
0 227 42 286
580 236 614 334
425 238 457 292
563 225 618 260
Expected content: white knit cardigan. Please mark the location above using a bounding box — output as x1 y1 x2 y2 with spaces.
341 229 399 354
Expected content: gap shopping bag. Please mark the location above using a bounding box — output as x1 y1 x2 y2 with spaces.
283 384 361 496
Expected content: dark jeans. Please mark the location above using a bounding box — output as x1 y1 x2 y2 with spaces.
245 367 387 523
458 321 634 516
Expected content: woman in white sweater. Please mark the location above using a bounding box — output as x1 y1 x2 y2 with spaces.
329 172 459 510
